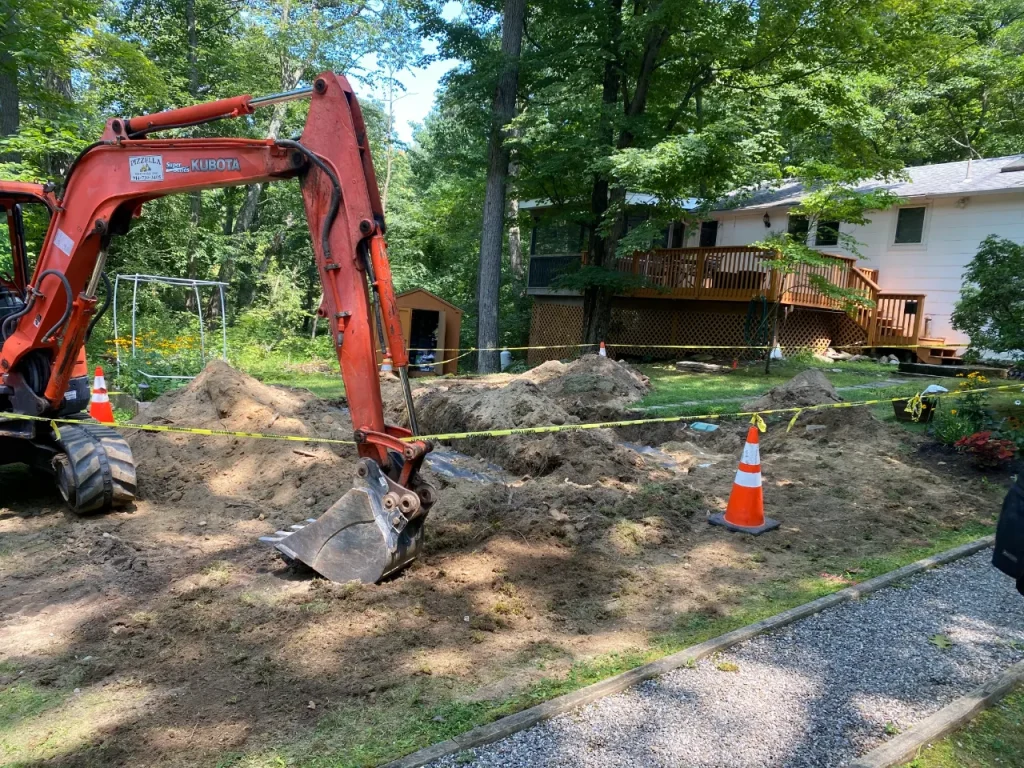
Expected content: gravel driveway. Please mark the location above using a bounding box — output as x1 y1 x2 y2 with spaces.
430 550 1024 768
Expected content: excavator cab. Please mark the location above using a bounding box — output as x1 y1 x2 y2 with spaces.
0 190 137 512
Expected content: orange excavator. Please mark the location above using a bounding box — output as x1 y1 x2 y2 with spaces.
0 73 434 583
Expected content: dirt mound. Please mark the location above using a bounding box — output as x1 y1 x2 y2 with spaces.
431 472 705 553
410 378 642 480
128 361 356 518
522 354 650 416
745 369 841 411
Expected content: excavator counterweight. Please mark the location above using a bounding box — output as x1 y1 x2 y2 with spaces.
0 74 433 583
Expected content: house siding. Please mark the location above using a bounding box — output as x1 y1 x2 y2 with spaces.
713 190 1024 344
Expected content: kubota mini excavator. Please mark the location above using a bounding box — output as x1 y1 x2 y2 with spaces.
0 73 434 583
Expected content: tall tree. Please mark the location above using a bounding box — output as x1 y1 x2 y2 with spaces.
475 0 526 372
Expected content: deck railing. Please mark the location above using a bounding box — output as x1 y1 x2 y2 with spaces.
608 246 862 311
529 246 925 348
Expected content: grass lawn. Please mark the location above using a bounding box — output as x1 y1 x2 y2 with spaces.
633 358 947 417
902 688 1024 767
251 369 346 400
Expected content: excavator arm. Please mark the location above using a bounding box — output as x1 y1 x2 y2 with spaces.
0 73 433 582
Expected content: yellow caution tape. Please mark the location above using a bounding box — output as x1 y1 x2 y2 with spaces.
786 409 802 433
750 413 767 433
904 392 925 422
3 384 1018 447
50 420 61 440
0 411 357 445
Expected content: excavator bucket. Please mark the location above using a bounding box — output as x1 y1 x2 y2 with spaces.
260 459 427 583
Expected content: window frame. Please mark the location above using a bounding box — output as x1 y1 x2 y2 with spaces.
891 205 929 247
787 213 810 243
814 219 840 247
699 220 718 247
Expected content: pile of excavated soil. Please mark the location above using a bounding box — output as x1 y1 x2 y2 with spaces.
521 354 650 417
745 369 841 411
746 369 886 443
379 356 652 481
128 361 356 519
409 378 643 481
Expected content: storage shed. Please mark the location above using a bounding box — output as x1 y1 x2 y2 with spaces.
374 288 464 376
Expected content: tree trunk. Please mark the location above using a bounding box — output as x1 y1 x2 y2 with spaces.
184 0 202 311
507 150 524 281
234 61 303 234
475 0 526 373
581 0 623 345
582 2 667 345
381 78 396 216
234 100 290 232
0 47 19 163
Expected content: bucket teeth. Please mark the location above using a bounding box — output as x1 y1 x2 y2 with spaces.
256 460 429 583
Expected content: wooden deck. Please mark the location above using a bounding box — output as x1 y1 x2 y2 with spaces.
529 245 933 352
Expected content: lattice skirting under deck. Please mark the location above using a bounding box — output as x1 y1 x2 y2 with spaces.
527 297 870 365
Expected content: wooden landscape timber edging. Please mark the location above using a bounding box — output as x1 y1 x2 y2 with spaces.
383 535 996 768
848 658 1024 768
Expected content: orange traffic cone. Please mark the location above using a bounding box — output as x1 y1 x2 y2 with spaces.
89 366 116 423
599 341 607 357
708 423 779 535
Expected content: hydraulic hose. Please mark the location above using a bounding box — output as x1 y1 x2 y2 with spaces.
0 291 33 342
85 271 112 343
274 139 341 264
37 270 74 342
60 141 114 200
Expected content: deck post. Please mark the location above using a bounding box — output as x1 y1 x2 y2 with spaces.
868 302 880 346
695 249 706 299
767 251 782 302
913 295 926 345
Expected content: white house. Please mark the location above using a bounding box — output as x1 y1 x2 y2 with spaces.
698 155 1024 345
523 155 1024 363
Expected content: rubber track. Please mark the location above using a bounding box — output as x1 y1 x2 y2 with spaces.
59 424 137 513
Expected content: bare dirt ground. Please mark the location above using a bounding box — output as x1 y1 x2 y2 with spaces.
0 357 1008 767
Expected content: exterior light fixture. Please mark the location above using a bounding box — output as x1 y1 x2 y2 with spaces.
763 212 771 228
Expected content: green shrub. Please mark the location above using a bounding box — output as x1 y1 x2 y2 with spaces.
932 409 976 446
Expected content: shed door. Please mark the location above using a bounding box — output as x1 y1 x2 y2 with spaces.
399 307 413 356
435 310 447 373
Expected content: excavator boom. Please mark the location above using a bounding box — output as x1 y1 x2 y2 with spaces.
0 73 433 582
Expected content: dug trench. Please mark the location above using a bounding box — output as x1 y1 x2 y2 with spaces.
0 359 1009 766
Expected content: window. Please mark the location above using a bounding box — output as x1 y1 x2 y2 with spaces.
815 220 840 247
894 207 926 244
669 223 686 248
787 214 809 243
699 220 718 247
625 213 649 233
530 220 583 255
1 202 47 289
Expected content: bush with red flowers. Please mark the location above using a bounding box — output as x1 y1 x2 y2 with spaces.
954 431 1018 468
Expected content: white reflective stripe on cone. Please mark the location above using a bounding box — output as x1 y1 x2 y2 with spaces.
733 468 762 488
740 441 760 466
91 393 110 403
94 376 106 389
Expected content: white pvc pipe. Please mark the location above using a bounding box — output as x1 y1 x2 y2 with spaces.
219 284 228 360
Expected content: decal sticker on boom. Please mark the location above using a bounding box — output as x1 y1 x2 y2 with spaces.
165 162 190 174
129 155 164 182
190 158 241 172
53 229 75 256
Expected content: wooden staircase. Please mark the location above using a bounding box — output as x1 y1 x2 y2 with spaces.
915 338 963 365
847 266 962 364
